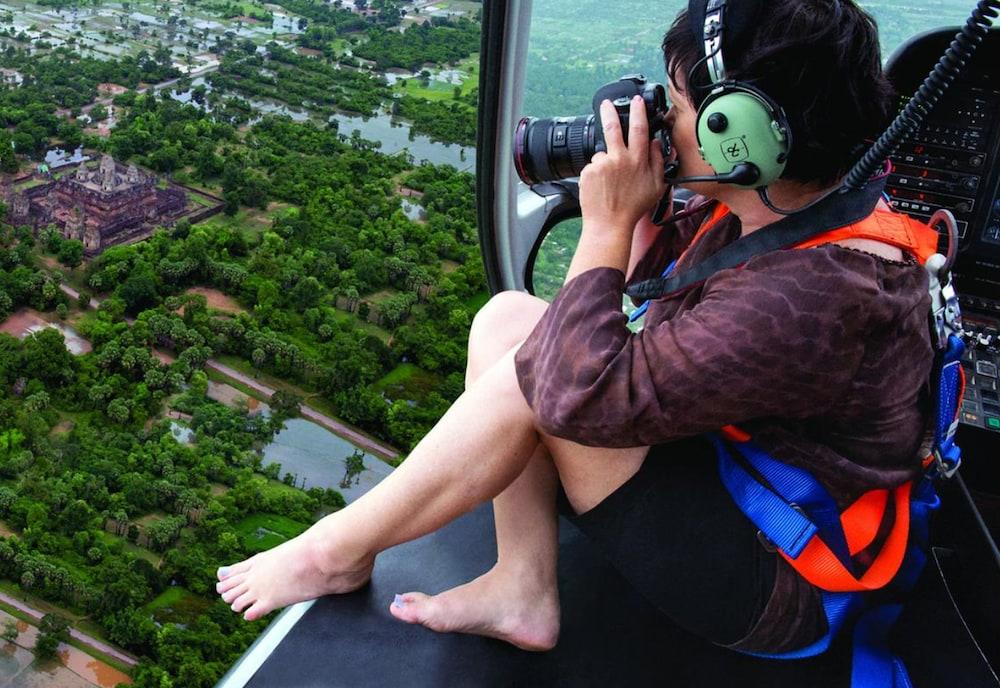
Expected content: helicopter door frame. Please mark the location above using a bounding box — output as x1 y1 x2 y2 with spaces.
476 0 582 295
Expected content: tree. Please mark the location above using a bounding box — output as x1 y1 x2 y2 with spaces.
20 328 73 386
58 239 84 268
340 449 365 488
0 619 16 643
269 390 301 419
36 613 70 660
0 130 17 174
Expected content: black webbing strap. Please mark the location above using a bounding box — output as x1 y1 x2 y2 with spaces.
625 180 887 301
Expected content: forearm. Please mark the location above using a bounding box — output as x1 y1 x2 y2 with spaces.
626 213 664 282
565 220 632 283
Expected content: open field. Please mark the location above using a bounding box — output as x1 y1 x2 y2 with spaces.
234 513 308 552
184 286 245 314
143 587 211 626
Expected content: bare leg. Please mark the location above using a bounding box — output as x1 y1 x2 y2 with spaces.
216 292 647 637
388 293 561 650
217 346 543 621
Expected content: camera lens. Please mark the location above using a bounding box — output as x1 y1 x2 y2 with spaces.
513 115 598 184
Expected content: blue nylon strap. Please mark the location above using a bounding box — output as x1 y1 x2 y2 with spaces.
851 604 906 688
739 592 861 660
714 435 854 569
932 335 965 475
713 436 817 557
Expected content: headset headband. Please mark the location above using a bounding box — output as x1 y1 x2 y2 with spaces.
703 0 727 82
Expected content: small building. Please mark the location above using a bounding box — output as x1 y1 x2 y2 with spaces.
0 69 23 86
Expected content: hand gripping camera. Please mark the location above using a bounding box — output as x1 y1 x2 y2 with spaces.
513 75 670 185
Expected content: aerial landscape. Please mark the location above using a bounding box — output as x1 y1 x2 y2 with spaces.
0 0 974 685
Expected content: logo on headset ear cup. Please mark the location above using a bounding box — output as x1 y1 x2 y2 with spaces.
696 85 790 187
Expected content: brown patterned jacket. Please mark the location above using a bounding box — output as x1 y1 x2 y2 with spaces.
514 196 934 652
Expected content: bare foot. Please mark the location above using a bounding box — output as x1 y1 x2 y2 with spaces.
388 565 560 651
216 519 374 621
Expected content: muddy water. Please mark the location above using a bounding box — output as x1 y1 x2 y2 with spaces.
0 309 92 355
57 647 132 688
0 612 132 687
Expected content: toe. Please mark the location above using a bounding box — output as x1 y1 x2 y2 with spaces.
231 590 256 613
244 601 269 622
222 584 248 604
389 592 432 625
217 574 246 594
218 560 252 581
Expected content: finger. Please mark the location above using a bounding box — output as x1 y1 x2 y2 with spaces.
599 99 624 156
648 138 664 169
629 95 648 158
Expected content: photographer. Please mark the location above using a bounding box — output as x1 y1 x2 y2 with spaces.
215 0 933 667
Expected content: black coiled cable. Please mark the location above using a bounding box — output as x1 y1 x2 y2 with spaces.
843 0 1000 190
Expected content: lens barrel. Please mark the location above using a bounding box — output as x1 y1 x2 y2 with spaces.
513 115 598 185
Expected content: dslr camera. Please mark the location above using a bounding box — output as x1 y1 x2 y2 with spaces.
513 74 670 185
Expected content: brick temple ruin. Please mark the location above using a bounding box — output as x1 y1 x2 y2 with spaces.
5 154 222 256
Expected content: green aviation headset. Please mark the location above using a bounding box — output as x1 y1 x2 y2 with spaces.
692 0 792 188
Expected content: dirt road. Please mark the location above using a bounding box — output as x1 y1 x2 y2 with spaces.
57 283 400 461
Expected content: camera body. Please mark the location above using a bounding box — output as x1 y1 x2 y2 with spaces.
514 75 669 185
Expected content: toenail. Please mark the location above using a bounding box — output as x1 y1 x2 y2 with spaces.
393 594 406 608
218 566 231 578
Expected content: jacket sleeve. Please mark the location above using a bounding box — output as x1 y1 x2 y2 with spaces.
627 195 714 295
514 250 873 447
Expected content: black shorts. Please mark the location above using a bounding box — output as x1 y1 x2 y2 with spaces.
557 435 777 646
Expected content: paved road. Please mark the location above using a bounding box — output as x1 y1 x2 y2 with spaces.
0 592 138 667
57 283 400 461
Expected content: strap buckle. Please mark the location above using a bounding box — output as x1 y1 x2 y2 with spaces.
932 446 961 480
927 256 963 350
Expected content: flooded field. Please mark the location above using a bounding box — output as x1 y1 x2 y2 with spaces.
0 309 92 355
262 418 391 502
168 76 475 169
0 611 131 688
0 0 304 67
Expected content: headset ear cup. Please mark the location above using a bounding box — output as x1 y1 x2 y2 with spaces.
695 84 791 187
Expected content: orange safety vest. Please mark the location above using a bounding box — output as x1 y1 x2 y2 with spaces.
680 201 946 594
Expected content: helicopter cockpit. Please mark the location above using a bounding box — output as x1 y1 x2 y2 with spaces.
217 2 1000 686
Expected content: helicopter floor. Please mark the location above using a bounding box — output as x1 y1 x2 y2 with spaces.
242 492 997 688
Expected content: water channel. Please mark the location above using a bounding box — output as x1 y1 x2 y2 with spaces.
165 74 475 170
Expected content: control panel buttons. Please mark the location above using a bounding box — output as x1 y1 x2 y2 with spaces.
975 360 997 378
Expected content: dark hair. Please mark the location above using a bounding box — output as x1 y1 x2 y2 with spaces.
662 0 894 185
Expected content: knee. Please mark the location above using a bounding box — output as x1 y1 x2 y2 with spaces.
466 291 547 384
469 291 546 349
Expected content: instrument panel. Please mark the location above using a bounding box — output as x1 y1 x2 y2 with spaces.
886 28 1000 432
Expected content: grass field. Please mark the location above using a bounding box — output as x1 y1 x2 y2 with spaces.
391 53 479 103
189 192 218 208
143 586 212 626
235 513 309 552
372 363 441 403
93 530 161 567
462 290 490 313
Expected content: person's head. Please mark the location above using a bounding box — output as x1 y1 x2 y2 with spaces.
662 0 893 190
